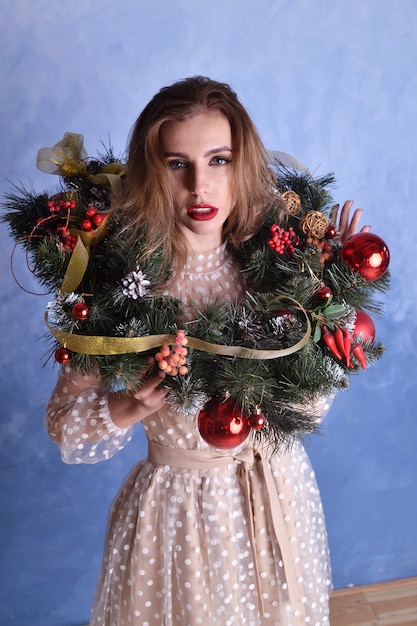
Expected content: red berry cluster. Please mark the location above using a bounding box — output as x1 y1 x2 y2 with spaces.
268 224 301 255
305 236 334 264
46 197 77 251
80 206 106 232
55 225 77 252
154 330 189 376
47 198 76 213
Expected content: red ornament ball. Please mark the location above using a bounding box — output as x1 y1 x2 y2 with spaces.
72 302 90 320
198 397 251 449
326 224 338 239
248 410 267 430
55 347 72 364
353 309 376 343
85 206 97 217
80 219 93 231
340 232 390 281
317 285 333 302
92 213 105 227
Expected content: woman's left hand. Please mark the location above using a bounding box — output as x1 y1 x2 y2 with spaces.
330 200 371 242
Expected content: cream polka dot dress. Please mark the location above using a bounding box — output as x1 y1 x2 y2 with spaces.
46 244 331 626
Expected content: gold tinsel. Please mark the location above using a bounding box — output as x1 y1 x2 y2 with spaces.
299 210 328 238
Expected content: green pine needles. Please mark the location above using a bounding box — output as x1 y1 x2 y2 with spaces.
1 144 390 449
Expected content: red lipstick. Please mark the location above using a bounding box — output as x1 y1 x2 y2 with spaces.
187 204 219 221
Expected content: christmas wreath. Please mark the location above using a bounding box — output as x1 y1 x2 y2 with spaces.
2 133 391 449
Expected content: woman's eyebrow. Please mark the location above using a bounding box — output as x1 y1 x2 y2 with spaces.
204 146 233 157
163 146 233 158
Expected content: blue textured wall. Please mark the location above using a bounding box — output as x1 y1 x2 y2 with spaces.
1 1 416 624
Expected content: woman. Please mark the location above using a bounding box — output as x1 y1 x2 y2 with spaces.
46 76 368 625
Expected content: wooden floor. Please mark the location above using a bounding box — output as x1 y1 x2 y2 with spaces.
329 577 417 625
82 577 416 626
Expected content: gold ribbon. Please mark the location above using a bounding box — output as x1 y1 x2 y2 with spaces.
89 162 126 196
37 133 88 176
59 236 90 294
70 215 109 249
41 133 311 360
36 133 126 294
147 440 306 623
44 308 310 360
53 234 311 357
59 218 110 294
36 132 126 196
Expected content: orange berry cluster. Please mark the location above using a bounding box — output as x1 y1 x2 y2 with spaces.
305 236 334 264
154 330 189 376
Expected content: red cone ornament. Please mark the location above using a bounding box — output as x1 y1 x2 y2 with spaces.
340 232 390 282
198 397 251 449
353 309 376 343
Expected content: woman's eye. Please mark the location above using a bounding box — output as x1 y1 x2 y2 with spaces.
167 160 186 170
210 156 231 166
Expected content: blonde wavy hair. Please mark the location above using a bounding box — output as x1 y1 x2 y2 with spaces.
118 76 276 278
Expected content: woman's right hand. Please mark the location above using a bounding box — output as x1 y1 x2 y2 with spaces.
330 200 371 242
108 372 169 429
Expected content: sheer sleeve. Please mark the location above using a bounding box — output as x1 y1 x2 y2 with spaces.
45 366 134 464
305 394 335 424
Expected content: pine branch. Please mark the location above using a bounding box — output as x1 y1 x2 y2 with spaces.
1 185 57 246
3 150 391 448
324 261 390 315
274 164 336 214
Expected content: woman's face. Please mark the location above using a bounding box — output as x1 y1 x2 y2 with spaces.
160 110 235 252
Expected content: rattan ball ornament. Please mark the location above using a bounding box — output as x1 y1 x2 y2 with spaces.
300 210 329 239
281 190 302 215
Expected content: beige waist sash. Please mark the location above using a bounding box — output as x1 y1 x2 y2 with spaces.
148 440 306 623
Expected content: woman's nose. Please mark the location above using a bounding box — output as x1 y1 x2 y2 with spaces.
189 165 208 196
